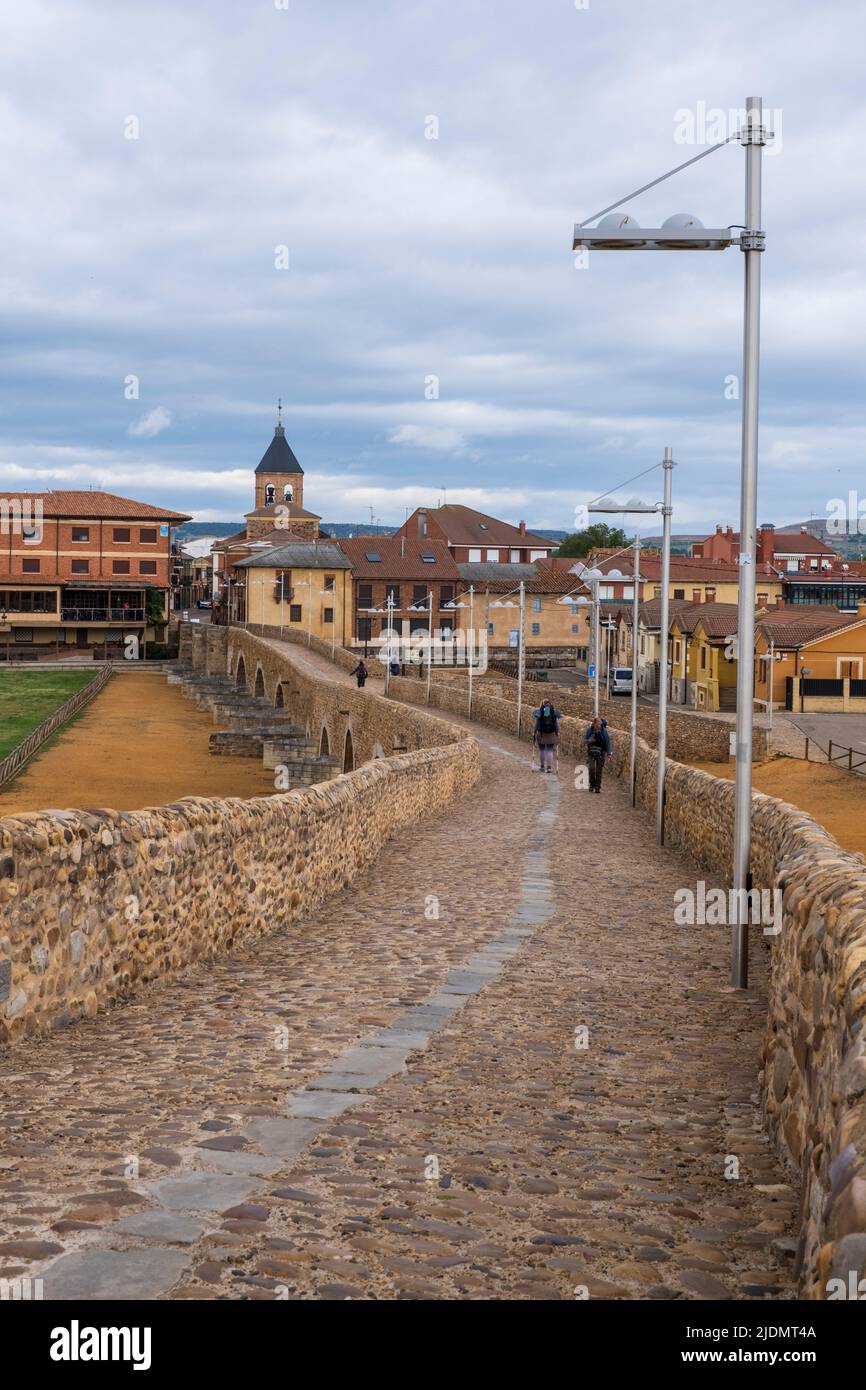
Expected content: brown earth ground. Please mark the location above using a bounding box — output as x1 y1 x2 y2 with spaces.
692 755 866 858
0 671 273 814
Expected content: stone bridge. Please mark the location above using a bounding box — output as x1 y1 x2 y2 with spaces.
0 625 864 1301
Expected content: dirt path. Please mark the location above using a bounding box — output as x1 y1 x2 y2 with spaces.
693 755 866 858
0 671 274 814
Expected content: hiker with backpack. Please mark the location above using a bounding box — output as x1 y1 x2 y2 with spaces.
584 715 612 793
351 660 369 689
532 699 561 774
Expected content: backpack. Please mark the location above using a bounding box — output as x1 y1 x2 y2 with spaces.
537 704 558 735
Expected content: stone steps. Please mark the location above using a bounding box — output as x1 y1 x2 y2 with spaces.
275 756 343 788
262 738 318 769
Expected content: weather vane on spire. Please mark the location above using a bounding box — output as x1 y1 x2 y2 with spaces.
277 396 282 426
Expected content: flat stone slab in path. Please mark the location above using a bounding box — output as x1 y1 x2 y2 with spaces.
42 1248 188 1300
244 1117 322 1157
286 1090 368 1119
110 1211 206 1245
144 1174 264 1212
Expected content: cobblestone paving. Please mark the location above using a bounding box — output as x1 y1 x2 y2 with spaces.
0 655 798 1301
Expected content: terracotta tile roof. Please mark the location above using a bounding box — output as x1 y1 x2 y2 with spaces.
211 530 253 551
757 608 866 647
670 602 739 636
421 505 553 550
768 530 838 554
621 597 694 630
244 505 320 521
457 562 589 595
337 536 460 580
697 528 838 555
4 490 190 521
595 554 780 584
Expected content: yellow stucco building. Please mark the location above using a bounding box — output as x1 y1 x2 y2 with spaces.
237 541 353 646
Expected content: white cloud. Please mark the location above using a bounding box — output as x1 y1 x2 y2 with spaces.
388 424 467 453
128 407 173 439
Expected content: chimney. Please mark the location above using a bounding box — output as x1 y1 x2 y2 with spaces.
725 525 734 541
715 524 723 536
417 508 427 539
519 520 526 537
757 523 775 565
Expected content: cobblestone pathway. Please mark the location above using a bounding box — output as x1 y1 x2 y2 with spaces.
0 652 799 1301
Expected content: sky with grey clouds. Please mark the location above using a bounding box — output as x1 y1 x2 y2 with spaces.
1 0 864 531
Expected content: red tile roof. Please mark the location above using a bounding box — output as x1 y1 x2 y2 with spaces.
593 555 780 584
757 608 866 647
5 490 190 521
337 536 460 579
415 505 553 550
696 528 838 555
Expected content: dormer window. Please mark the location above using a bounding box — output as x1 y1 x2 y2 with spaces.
265 484 276 506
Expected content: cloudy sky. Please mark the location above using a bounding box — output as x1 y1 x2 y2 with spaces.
1 0 863 531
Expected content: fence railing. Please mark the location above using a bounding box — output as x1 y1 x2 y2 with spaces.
0 664 113 788
803 734 866 777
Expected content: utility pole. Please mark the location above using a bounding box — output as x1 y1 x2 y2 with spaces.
516 580 526 735
731 96 767 990
656 448 674 843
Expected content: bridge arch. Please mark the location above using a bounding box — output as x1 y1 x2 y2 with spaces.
274 683 285 709
235 654 247 689
343 729 355 773
319 725 330 757
254 667 265 699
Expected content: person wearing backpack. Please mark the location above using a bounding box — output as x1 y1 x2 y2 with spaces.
532 699 561 773
584 715 612 792
351 660 369 689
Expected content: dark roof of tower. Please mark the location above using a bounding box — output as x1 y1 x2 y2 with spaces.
254 424 304 475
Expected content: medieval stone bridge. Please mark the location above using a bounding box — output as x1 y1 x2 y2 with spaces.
0 627 864 1301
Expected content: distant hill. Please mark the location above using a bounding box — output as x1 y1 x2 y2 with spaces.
320 522 396 538
175 522 243 541
176 520 570 543
638 533 704 555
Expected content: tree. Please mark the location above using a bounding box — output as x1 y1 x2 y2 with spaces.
556 523 630 558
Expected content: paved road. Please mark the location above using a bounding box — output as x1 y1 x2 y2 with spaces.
778 711 866 761
0 648 798 1301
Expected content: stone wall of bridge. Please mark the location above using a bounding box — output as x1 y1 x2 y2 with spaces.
0 627 479 1046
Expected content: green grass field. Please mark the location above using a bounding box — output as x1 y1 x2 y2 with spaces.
0 670 94 761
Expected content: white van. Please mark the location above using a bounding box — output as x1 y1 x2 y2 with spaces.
610 667 633 695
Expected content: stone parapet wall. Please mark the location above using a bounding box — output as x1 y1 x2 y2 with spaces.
0 627 479 1045
460 673 766 764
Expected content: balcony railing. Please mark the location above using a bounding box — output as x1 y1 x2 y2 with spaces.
61 608 145 623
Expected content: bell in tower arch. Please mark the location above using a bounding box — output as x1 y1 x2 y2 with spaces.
284 483 293 504
265 484 276 507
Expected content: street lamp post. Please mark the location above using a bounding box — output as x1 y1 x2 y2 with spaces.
408 591 436 704
444 584 476 718
574 97 770 984
629 534 642 806
590 469 671 836
517 580 526 735
602 617 616 699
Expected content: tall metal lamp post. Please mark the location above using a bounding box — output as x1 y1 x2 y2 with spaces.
574 97 771 988
589 446 675 841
